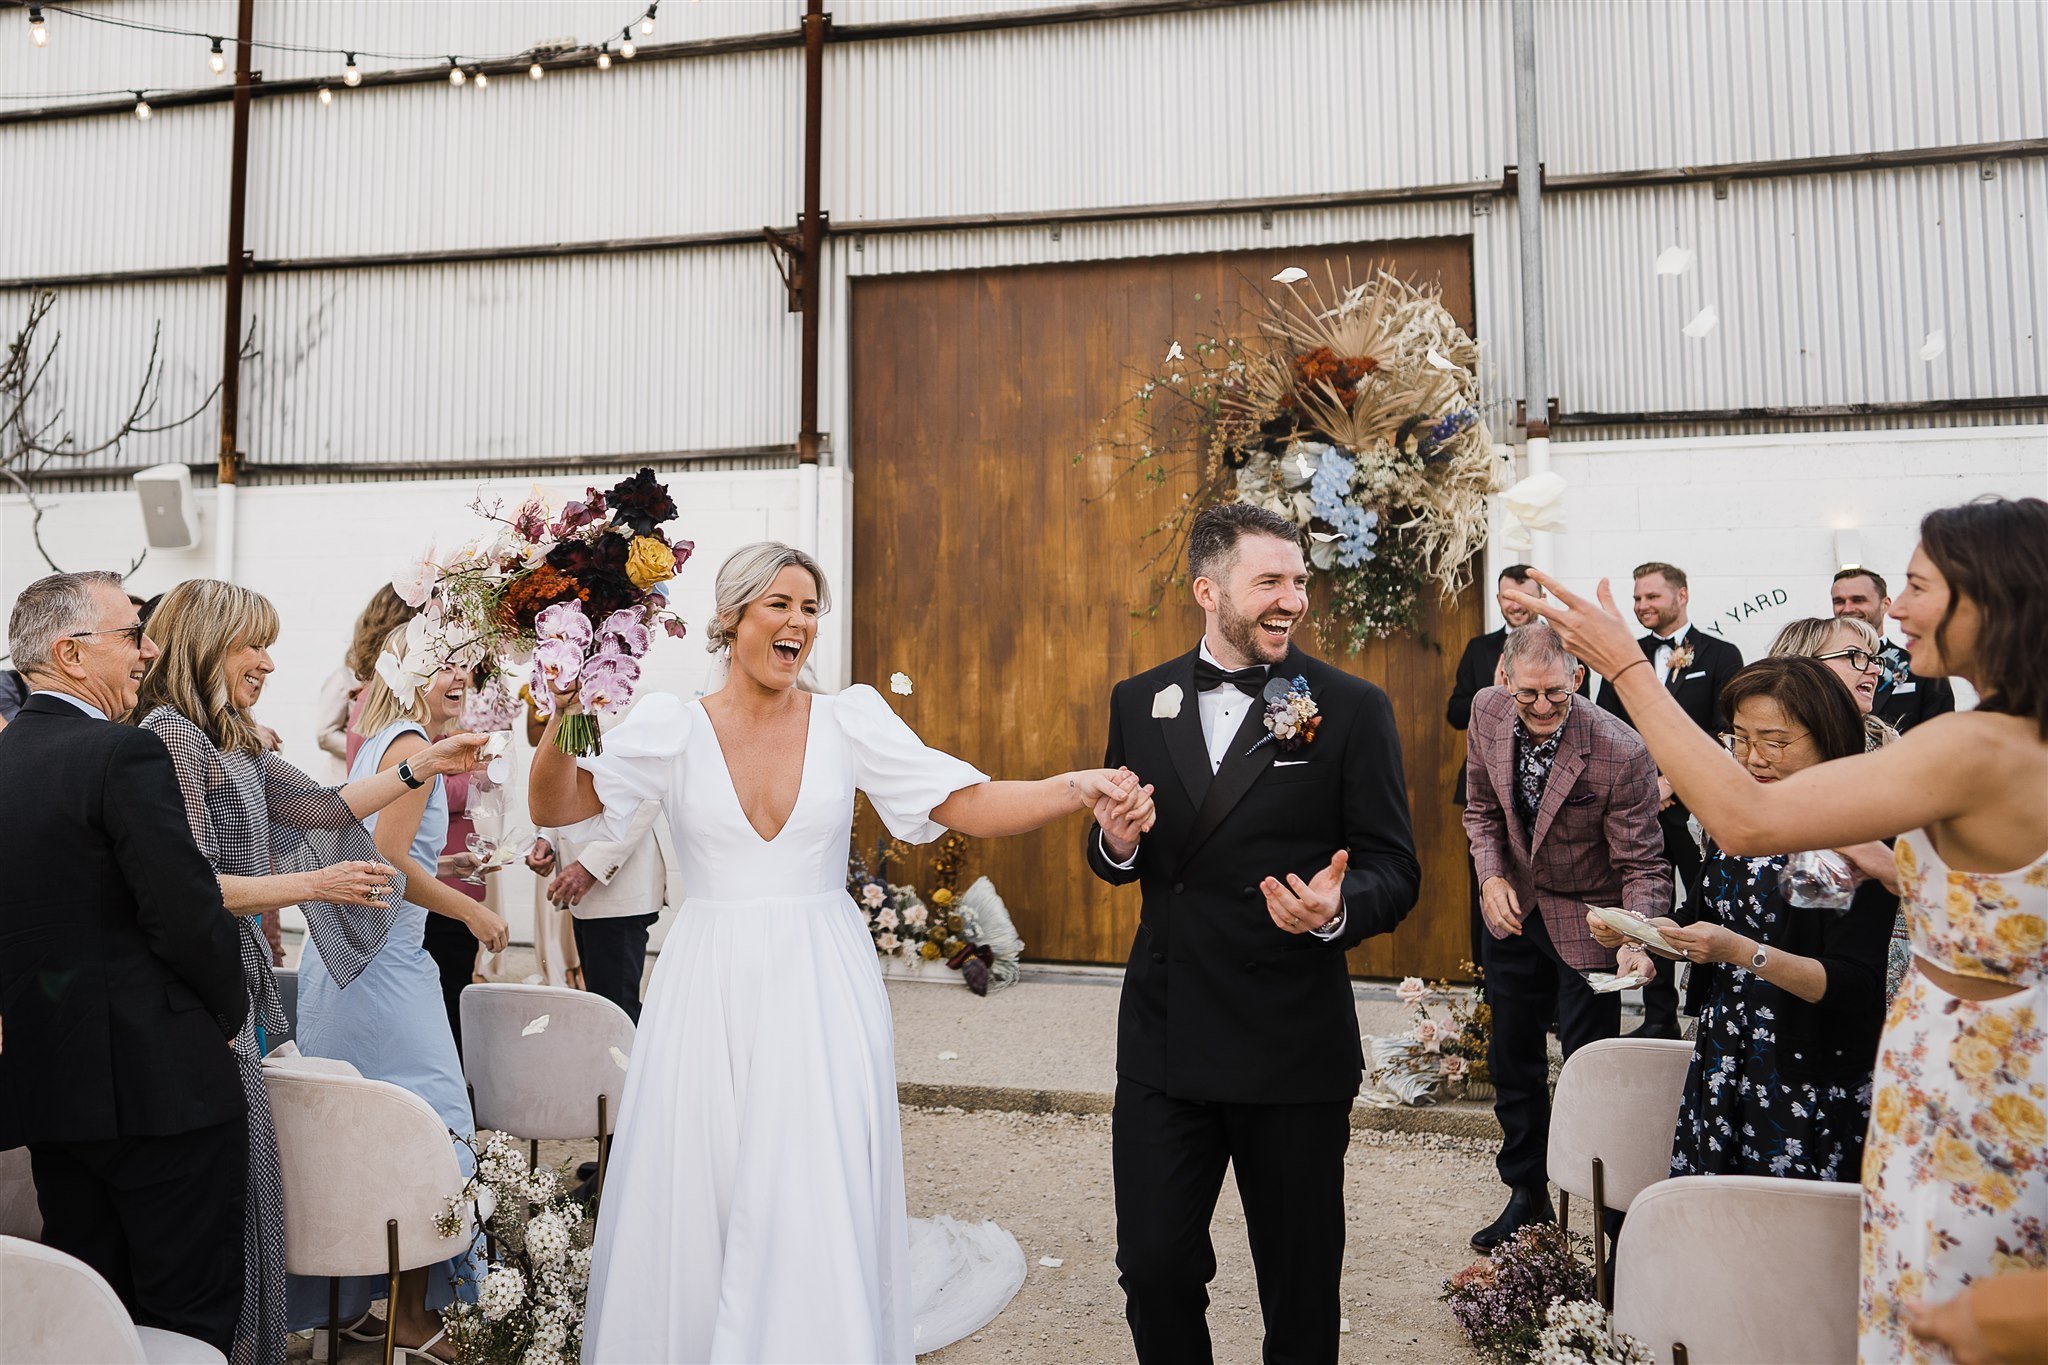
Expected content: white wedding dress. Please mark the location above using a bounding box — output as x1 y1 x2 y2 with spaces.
571 686 1026 1364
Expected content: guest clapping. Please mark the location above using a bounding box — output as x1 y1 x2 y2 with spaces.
1592 658 1897 1183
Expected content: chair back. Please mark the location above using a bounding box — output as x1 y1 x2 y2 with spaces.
263 1057 473 1279
460 983 636 1141
0 1234 150 1364
0 1142 41 1239
1613 1174 1862 1364
1547 1037 1694 1210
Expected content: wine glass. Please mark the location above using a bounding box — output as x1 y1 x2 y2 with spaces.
463 830 496 886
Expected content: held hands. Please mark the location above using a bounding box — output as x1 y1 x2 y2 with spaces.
1263 849 1348 935
1088 767 1155 860
1502 572 1644 681
466 904 511 954
1481 876 1524 937
548 863 597 908
303 860 395 908
418 731 491 777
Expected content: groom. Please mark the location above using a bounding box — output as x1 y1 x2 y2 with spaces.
1087 503 1422 1364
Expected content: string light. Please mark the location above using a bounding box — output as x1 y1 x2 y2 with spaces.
317 84 332 104
447 57 465 85
133 91 151 120
208 36 226 75
28 6 47 47
528 61 544 80
619 29 637 59
595 45 611 69
473 69 488 89
640 5 658 36
342 52 361 86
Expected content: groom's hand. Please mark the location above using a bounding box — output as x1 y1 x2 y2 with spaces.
1261 850 1348 934
1093 771 1155 861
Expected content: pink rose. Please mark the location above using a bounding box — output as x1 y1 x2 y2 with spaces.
1440 1055 1467 1081
1396 976 1429 1007
534 601 593 648
861 883 887 909
1413 1019 1442 1053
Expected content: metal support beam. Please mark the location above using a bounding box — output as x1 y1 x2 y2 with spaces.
797 0 827 467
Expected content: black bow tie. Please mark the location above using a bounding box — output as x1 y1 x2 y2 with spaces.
1194 659 1268 696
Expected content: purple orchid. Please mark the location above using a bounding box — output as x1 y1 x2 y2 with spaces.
531 637 585 691
578 652 642 717
533 601 593 648
597 608 651 658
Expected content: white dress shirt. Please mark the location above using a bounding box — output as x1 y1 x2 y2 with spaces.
1100 641 1345 939
29 689 108 721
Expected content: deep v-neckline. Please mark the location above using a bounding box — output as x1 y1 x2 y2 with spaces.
698 694 817 844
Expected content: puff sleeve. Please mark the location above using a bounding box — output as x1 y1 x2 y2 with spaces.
567 692 690 847
837 684 988 844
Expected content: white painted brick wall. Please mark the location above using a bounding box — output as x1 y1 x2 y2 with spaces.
1496 427 2048 669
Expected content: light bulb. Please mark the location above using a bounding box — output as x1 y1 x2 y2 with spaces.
620 36 637 59
449 60 465 86
473 69 488 89
134 94 152 120
596 47 611 69
317 85 333 104
640 6 657 35
528 61 544 80
343 54 360 86
29 6 47 46
209 38 225 75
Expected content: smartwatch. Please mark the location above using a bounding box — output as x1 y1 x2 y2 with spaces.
1749 942 1768 971
397 758 426 790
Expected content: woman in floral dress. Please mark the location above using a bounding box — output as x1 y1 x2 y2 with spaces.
1517 496 2048 1363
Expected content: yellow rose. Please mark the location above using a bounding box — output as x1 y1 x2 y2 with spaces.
931 888 954 906
1932 1134 1984 1183
1873 1087 1906 1136
1994 914 2047 957
1953 1036 2001 1084
1988 1094 2048 1148
918 941 942 961
625 535 677 589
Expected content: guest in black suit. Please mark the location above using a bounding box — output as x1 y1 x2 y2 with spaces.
1088 503 1421 1365
1830 568 1956 733
1448 565 1588 959
0 572 249 1355
1594 561 1742 1038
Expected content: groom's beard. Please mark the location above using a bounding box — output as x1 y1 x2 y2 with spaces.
1218 596 1294 666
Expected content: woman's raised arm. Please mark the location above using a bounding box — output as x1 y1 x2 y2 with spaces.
528 705 605 829
933 769 1140 840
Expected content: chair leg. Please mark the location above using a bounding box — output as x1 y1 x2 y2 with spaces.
1591 1156 1610 1309
1558 1189 1570 1238
529 1138 539 1172
1673 1343 1689 1365
385 1219 401 1365
594 1094 610 1206
328 1278 340 1365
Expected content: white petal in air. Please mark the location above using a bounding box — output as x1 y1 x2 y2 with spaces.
522 1015 550 1036
1426 348 1457 371
1655 246 1695 277
1164 341 1185 364
609 1046 631 1071
1271 267 1309 285
1308 530 1341 543
889 671 913 695
1918 329 1946 362
1682 305 1719 338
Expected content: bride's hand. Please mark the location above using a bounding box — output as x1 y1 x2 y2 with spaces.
1067 767 1137 810
1503 572 1645 681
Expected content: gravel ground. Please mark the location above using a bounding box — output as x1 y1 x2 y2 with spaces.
909 1108 1495 1365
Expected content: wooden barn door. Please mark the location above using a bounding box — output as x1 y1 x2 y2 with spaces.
849 240 1482 980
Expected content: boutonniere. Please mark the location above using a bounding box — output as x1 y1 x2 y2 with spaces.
1151 683 1184 719
1667 642 1695 674
1248 675 1320 755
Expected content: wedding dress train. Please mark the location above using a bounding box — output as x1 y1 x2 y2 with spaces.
572 688 1024 1363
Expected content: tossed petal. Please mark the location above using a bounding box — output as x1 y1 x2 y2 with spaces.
1918 329 1946 362
1271 267 1309 284
1655 245 1696 277
1681 305 1719 338
522 1015 550 1037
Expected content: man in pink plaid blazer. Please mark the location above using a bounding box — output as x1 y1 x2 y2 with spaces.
1462 622 1672 1251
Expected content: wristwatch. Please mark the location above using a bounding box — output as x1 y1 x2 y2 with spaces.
397 758 426 790
1749 942 1769 971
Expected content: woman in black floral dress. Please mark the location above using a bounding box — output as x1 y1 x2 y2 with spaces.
1592 658 1896 1181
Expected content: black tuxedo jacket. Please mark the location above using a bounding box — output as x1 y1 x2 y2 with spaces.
1873 642 1957 734
1446 627 1589 804
1087 646 1420 1105
1595 628 1744 738
0 695 247 1149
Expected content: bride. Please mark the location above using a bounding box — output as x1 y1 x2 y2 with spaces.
529 542 1148 1363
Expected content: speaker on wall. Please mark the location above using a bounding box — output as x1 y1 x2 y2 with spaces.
133 464 202 550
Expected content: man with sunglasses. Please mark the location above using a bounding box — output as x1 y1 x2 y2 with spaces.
0 572 248 1356
1462 622 1671 1251
1829 567 1955 733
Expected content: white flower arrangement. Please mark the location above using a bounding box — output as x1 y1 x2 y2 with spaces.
438 1131 595 1365
1532 1299 1656 1365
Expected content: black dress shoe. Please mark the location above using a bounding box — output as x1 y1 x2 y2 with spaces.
1470 1187 1556 1252
1625 1017 1681 1040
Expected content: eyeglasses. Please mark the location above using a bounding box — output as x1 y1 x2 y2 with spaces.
1509 688 1575 706
1719 731 1810 762
1813 647 1878 673
67 623 146 648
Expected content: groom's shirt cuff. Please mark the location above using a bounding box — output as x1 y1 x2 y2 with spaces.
1099 829 1140 870
1311 903 1348 941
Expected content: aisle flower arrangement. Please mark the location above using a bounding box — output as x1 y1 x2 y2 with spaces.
437 1132 595 1365
847 830 1025 994
1442 1223 1597 1362
1532 1299 1657 1365
1091 262 1507 645
1366 969 1492 1105
386 468 693 756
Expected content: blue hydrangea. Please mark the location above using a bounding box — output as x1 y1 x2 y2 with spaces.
1302 448 1379 567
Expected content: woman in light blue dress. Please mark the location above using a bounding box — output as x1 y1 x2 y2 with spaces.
290 632 510 1359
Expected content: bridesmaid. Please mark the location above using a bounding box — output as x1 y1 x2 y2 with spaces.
1516 496 2048 1363
132 581 486 1365
291 624 510 1360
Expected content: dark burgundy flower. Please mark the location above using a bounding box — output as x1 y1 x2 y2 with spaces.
607 468 678 536
551 491 608 537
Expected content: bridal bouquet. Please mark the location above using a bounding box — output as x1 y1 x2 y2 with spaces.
388 468 693 757
437 1133 594 1365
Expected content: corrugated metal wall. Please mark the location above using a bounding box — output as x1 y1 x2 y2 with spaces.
4 0 2042 483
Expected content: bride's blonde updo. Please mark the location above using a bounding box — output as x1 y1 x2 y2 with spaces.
704 541 832 656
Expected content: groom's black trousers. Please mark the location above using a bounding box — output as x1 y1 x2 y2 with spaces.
1113 1076 1351 1365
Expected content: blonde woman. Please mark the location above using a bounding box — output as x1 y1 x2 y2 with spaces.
292 625 508 1360
532 542 1144 1364
133 581 487 1365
